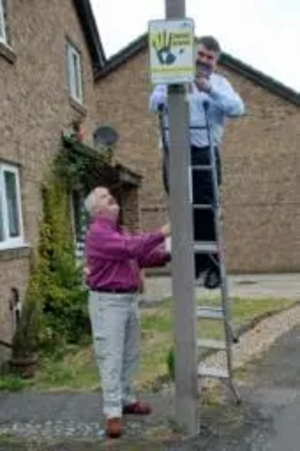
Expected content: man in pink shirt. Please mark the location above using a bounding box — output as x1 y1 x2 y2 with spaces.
84 186 170 439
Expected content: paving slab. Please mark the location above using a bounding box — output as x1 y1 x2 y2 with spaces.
143 273 300 302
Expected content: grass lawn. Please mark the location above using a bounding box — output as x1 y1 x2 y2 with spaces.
0 296 296 392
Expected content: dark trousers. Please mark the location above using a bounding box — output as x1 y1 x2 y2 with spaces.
162 145 221 278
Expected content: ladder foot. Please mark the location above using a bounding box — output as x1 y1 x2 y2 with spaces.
228 381 241 405
226 323 239 344
232 334 239 344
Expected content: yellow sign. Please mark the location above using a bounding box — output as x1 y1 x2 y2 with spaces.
148 19 195 84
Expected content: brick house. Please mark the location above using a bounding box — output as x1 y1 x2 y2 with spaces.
94 34 300 274
1 1 300 350
0 0 140 347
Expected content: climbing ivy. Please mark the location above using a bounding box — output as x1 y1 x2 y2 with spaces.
55 137 115 192
22 139 116 348
11 257 43 359
34 171 88 347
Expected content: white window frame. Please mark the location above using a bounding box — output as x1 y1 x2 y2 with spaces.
66 41 83 104
0 164 24 250
70 191 86 261
0 0 7 44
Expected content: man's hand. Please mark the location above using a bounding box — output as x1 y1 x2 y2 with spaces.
195 76 212 93
84 266 91 277
160 222 171 237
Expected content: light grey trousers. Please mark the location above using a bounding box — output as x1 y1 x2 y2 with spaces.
88 291 140 418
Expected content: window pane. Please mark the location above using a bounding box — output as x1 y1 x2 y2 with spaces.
72 190 83 242
65 43 71 91
66 44 74 94
66 41 83 102
0 0 7 43
0 195 4 242
4 171 20 237
72 53 81 100
71 191 87 260
69 55 76 96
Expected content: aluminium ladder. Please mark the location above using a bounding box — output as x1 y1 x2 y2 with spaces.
158 101 241 404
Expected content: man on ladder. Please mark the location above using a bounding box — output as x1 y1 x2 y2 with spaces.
149 35 245 289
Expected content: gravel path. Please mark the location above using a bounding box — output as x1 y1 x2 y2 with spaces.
202 303 300 375
0 392 176 442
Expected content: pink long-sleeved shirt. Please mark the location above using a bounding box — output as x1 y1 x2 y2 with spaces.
84 215 170 292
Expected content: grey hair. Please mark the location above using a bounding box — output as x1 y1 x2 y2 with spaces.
84 189 98 216
196 35 221 53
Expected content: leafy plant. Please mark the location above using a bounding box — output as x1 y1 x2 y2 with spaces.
18 137 116 351
11 270 42 359
0 375 31 391
36 180 89 347
55 137 117 191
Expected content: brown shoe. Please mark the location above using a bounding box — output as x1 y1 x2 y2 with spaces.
122 401 151 415
105 417 123 439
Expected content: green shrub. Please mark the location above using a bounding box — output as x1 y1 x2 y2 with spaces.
11 271 42 359
35 176 89 348
24 142 112 350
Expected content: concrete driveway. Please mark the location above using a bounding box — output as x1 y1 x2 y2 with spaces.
144 273 300 301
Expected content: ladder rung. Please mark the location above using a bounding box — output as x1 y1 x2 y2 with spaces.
198 365 229 379
162 126 208 131
194 242 218 253
192 165 213 171
193 204 214 210
197 307 224 320
197 339 226 350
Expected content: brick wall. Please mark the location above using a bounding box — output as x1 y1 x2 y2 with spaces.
220 67 300 272
0 251 30 344
0 0 98 343
95 49 300 273
95 52 166 230
121 187 141 231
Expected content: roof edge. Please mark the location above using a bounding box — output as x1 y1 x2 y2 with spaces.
73 0 106 71
220 53 300 106
96 32 300 107
95 33 147 79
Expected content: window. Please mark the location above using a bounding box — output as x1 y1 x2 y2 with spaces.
0 0 7 44
66 41 83 104
0 164 24 249
70 190 89 261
